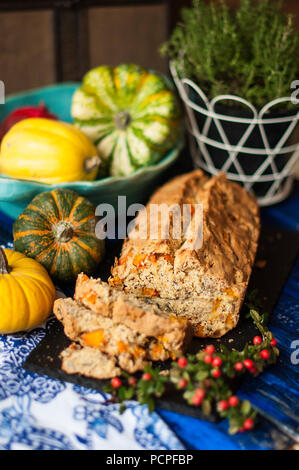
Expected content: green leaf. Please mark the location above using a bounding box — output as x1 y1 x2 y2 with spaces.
124 387 135 400
228 424 240 435
187 354 196 362
147 396 155 414
273 347 280 357
156 381 165 395
195 370 209 381
202 399 212 416
220 344 229 355
183 390 195 401
119 404 126 414
103 384 112 394
118 386 127 401
241 400 252 415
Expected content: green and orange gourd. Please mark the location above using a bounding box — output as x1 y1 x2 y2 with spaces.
13 189 105 282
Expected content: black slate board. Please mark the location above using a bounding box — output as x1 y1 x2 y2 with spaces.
23 225 299 421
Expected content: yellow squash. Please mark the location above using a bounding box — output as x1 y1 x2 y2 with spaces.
0 118 100 183
0 248 56 333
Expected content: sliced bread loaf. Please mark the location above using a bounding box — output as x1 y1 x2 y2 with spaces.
109 170 260 337
54 297 184 374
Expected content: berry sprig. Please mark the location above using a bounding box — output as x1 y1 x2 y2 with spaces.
103 308 279 434
104 366 168 413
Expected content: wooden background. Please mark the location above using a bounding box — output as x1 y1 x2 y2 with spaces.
0 0 298 94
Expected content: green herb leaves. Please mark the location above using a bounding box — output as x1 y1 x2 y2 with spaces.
161 0 299 108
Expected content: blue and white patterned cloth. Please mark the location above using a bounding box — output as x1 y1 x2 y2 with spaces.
0 315 184 450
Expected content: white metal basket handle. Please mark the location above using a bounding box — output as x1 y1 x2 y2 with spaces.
170 61 299 206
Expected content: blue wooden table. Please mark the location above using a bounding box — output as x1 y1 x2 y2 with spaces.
0 185 298 450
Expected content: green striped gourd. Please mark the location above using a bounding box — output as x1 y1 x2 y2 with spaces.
71 64 181 176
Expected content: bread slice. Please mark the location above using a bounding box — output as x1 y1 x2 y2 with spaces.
109 170 260 337
146 295 239 338
54 297 182 374
61 344 121 379
74 273 192 352
74 273 119 318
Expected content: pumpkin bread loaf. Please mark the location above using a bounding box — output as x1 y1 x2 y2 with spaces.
54 296 191 375
109 170 260 338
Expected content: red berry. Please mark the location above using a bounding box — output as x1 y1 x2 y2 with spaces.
253 336 262 345
244 359 254 369
195 388 206 399
235 362 244 371
212 356 222 367
211 367 221 378
192 394 203 406
177 357 188 368
142 372 152 381
243 418 254 431
228 395 239 407
204 354 212 364
260 349 270 360
111 377 122 388
205 345 215 355
178 379 187 389
270 338 277 347
250 366 257 374
238 427 245 433
218 400 229 411
128 377 137 386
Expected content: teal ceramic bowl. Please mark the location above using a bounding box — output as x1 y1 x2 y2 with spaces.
0 83 183 220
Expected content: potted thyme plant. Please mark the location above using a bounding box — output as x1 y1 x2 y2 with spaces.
161 0 299 204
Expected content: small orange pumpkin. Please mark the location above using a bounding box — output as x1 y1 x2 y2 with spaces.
0 248 56 333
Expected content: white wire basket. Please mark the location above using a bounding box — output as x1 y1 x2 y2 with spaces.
170 62 299 206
